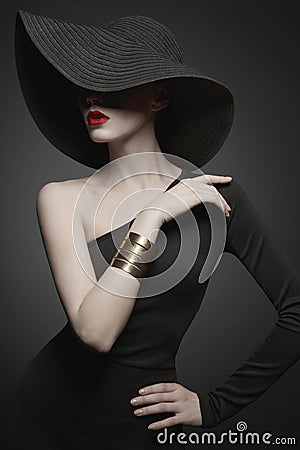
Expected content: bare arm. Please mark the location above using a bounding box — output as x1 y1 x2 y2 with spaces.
36 182 164 354
37 174 231 354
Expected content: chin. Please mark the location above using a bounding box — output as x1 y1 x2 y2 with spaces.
89 137 109 143
88 130 112 143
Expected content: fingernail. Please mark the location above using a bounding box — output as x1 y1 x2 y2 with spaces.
226 176 232 179
148 424 156 430
139 388 145 394
131 398 137 404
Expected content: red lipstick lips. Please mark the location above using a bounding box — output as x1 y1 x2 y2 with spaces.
87 110 110 126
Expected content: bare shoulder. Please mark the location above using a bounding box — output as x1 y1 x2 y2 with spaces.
35 177 96 241
37 176 91 213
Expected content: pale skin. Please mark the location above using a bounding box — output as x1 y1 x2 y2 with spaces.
36 79 232 431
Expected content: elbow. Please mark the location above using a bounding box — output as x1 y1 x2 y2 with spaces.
77 326 113 354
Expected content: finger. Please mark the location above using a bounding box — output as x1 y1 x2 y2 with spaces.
148 415 178 430
191 180 231 213
131 391 177 406
219 194 231 216
204 174 232 184
134 402 176 417
202 188 231 216
206 185 231 213
138 382 177 395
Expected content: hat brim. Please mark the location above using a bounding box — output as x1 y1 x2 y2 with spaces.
15 10 234 169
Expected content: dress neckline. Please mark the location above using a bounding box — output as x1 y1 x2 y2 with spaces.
88 167 188 246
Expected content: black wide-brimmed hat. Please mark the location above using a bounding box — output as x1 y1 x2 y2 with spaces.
14 10 234 169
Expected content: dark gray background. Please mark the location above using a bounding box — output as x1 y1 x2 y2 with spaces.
1 1 299 448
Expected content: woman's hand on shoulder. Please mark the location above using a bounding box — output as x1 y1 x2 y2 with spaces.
140 174 233 225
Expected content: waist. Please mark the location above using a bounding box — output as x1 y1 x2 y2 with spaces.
59 321 176 372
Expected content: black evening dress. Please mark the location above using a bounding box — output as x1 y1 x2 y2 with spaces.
4 168 300 449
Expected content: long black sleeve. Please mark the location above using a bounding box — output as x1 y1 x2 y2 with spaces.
197 179 300 428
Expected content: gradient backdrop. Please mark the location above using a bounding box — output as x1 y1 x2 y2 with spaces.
1 1 300 448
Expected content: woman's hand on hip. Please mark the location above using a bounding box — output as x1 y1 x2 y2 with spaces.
130 382 202 430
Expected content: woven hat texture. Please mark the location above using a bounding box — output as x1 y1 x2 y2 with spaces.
15 10 234 168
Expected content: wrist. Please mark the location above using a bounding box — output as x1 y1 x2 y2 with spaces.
130 209 165 242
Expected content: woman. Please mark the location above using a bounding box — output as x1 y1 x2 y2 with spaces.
5 9 300 450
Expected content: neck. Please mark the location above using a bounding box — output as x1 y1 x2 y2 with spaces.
108 120 161 161
103 120 181 189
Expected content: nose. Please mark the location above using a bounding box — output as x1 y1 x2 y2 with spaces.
86 95 103 107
